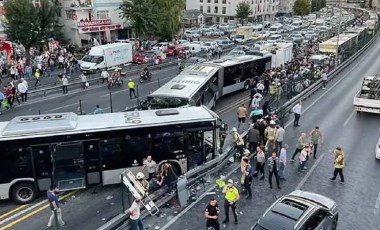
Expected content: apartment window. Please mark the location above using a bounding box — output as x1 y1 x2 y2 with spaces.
215 0 218 3
200 6 203 12
222 0 226 3
222 7 226 14
200 0 203 2
224 17 228 23
96 10 109 19
207 6 211 13
216 17 220 23
214 6 218 14
207 0 211 3
66 10 77 20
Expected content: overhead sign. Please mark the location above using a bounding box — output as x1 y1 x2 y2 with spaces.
77 19 111 27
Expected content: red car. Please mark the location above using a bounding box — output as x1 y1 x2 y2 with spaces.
132 52 148 64
165 46 176 56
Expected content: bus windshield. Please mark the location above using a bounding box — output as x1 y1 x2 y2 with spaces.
147 96 189 109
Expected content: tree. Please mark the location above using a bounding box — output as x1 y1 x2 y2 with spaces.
119 0 160 38
119 0 184 40
293 0 311 16
235 1 252 26
3 0 65 60
311 0 326 12
156 0 184 40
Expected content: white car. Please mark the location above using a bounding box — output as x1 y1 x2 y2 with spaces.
152 42 169 52
201 41 217 51
376 138 380 159
267 34 282 43
185 31 201 39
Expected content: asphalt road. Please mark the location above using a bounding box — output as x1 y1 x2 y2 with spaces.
132 33 380 230
0 32 377 230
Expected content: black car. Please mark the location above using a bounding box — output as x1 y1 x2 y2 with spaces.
251 190 338 230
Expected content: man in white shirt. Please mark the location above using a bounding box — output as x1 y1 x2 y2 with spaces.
321 71 328 89
292 101 302 127
125 195 143 230
279 144 288 180
101 69 110 84
256 82 265 94
18 79 28 102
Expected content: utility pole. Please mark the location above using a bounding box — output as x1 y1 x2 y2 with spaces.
335 1 342 66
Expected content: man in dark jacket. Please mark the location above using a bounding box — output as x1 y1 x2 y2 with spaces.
247 124 260 154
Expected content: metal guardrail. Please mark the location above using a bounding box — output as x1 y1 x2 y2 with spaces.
277 29 379 122
26 41 252 98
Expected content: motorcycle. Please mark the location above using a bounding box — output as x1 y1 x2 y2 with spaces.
139 71 152 83
107 75 123 89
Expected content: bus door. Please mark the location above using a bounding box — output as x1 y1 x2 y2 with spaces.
52 142 86 191
31 145 52 192
83 140 101 185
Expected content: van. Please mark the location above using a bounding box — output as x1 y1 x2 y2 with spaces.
184 43 201 55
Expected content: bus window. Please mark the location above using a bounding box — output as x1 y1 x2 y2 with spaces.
242 61 258 80
100 138 126 170
0 146 33 184
124 134 150 165
224 64 243 86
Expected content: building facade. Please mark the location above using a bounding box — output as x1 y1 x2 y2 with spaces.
186 0 279 23
277 0 294 16
59 0 129 46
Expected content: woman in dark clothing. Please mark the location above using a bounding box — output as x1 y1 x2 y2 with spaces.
161 162 178 194
262 101 270 117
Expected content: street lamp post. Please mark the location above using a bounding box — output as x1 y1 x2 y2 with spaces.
335 2 342 66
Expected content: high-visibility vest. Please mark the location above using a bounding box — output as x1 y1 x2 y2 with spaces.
225 186 239 202
35 72 40 79
128 81 135 89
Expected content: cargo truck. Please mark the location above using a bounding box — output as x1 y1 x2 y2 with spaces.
353 75 380 114
80 43 132 74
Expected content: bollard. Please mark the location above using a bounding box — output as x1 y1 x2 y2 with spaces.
157 79 160 88
109 91 113 113
79 100 83 115
38 110 41 115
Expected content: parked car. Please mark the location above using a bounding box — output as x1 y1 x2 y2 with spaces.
164 45 183 56
132 52 148 64
251 190 338 230
201 41 218 51
267 34 282 43
152 42 169 52
184 30 201 39
217 40 234 47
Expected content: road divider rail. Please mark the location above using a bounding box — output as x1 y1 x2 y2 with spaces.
26 41 254 98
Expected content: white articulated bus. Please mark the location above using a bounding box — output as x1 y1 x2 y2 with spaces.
147 53 272 109
0 106 225 204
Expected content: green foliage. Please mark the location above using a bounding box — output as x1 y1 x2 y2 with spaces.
3 0 66 52
119 0 184 40
293 0 311 16
235 1 252 26
311 0 326 12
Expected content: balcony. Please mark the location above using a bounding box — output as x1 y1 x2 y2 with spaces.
65 0 93 10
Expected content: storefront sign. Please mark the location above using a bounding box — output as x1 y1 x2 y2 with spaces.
80 24 122 33
78 19 111 27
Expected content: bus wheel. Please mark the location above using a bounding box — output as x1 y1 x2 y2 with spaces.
11 183 36 204
244 82 250 90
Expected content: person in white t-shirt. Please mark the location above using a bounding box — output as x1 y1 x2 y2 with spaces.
126 195 143 230
292 101 302 127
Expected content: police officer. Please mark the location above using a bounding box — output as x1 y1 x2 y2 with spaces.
222 179 239 225
128 79 137 99
204 198 220 230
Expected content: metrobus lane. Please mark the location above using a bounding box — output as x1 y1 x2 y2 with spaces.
0 65 179 122
0 105 237 230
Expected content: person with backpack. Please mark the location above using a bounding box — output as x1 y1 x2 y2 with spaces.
231 127 244 157
264 120 277 153
330 147 345 184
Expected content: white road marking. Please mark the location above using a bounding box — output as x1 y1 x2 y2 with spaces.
47 102 79 112
160 39 373 229
343 111 355 127
374 189 380 214
0 199 46 225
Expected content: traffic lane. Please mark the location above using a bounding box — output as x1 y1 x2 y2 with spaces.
7 185 123 230
0 89 246 230
300 113 380 230
0 65 178 121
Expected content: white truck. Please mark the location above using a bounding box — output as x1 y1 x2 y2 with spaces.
80 43 132 74
353 75 380 114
